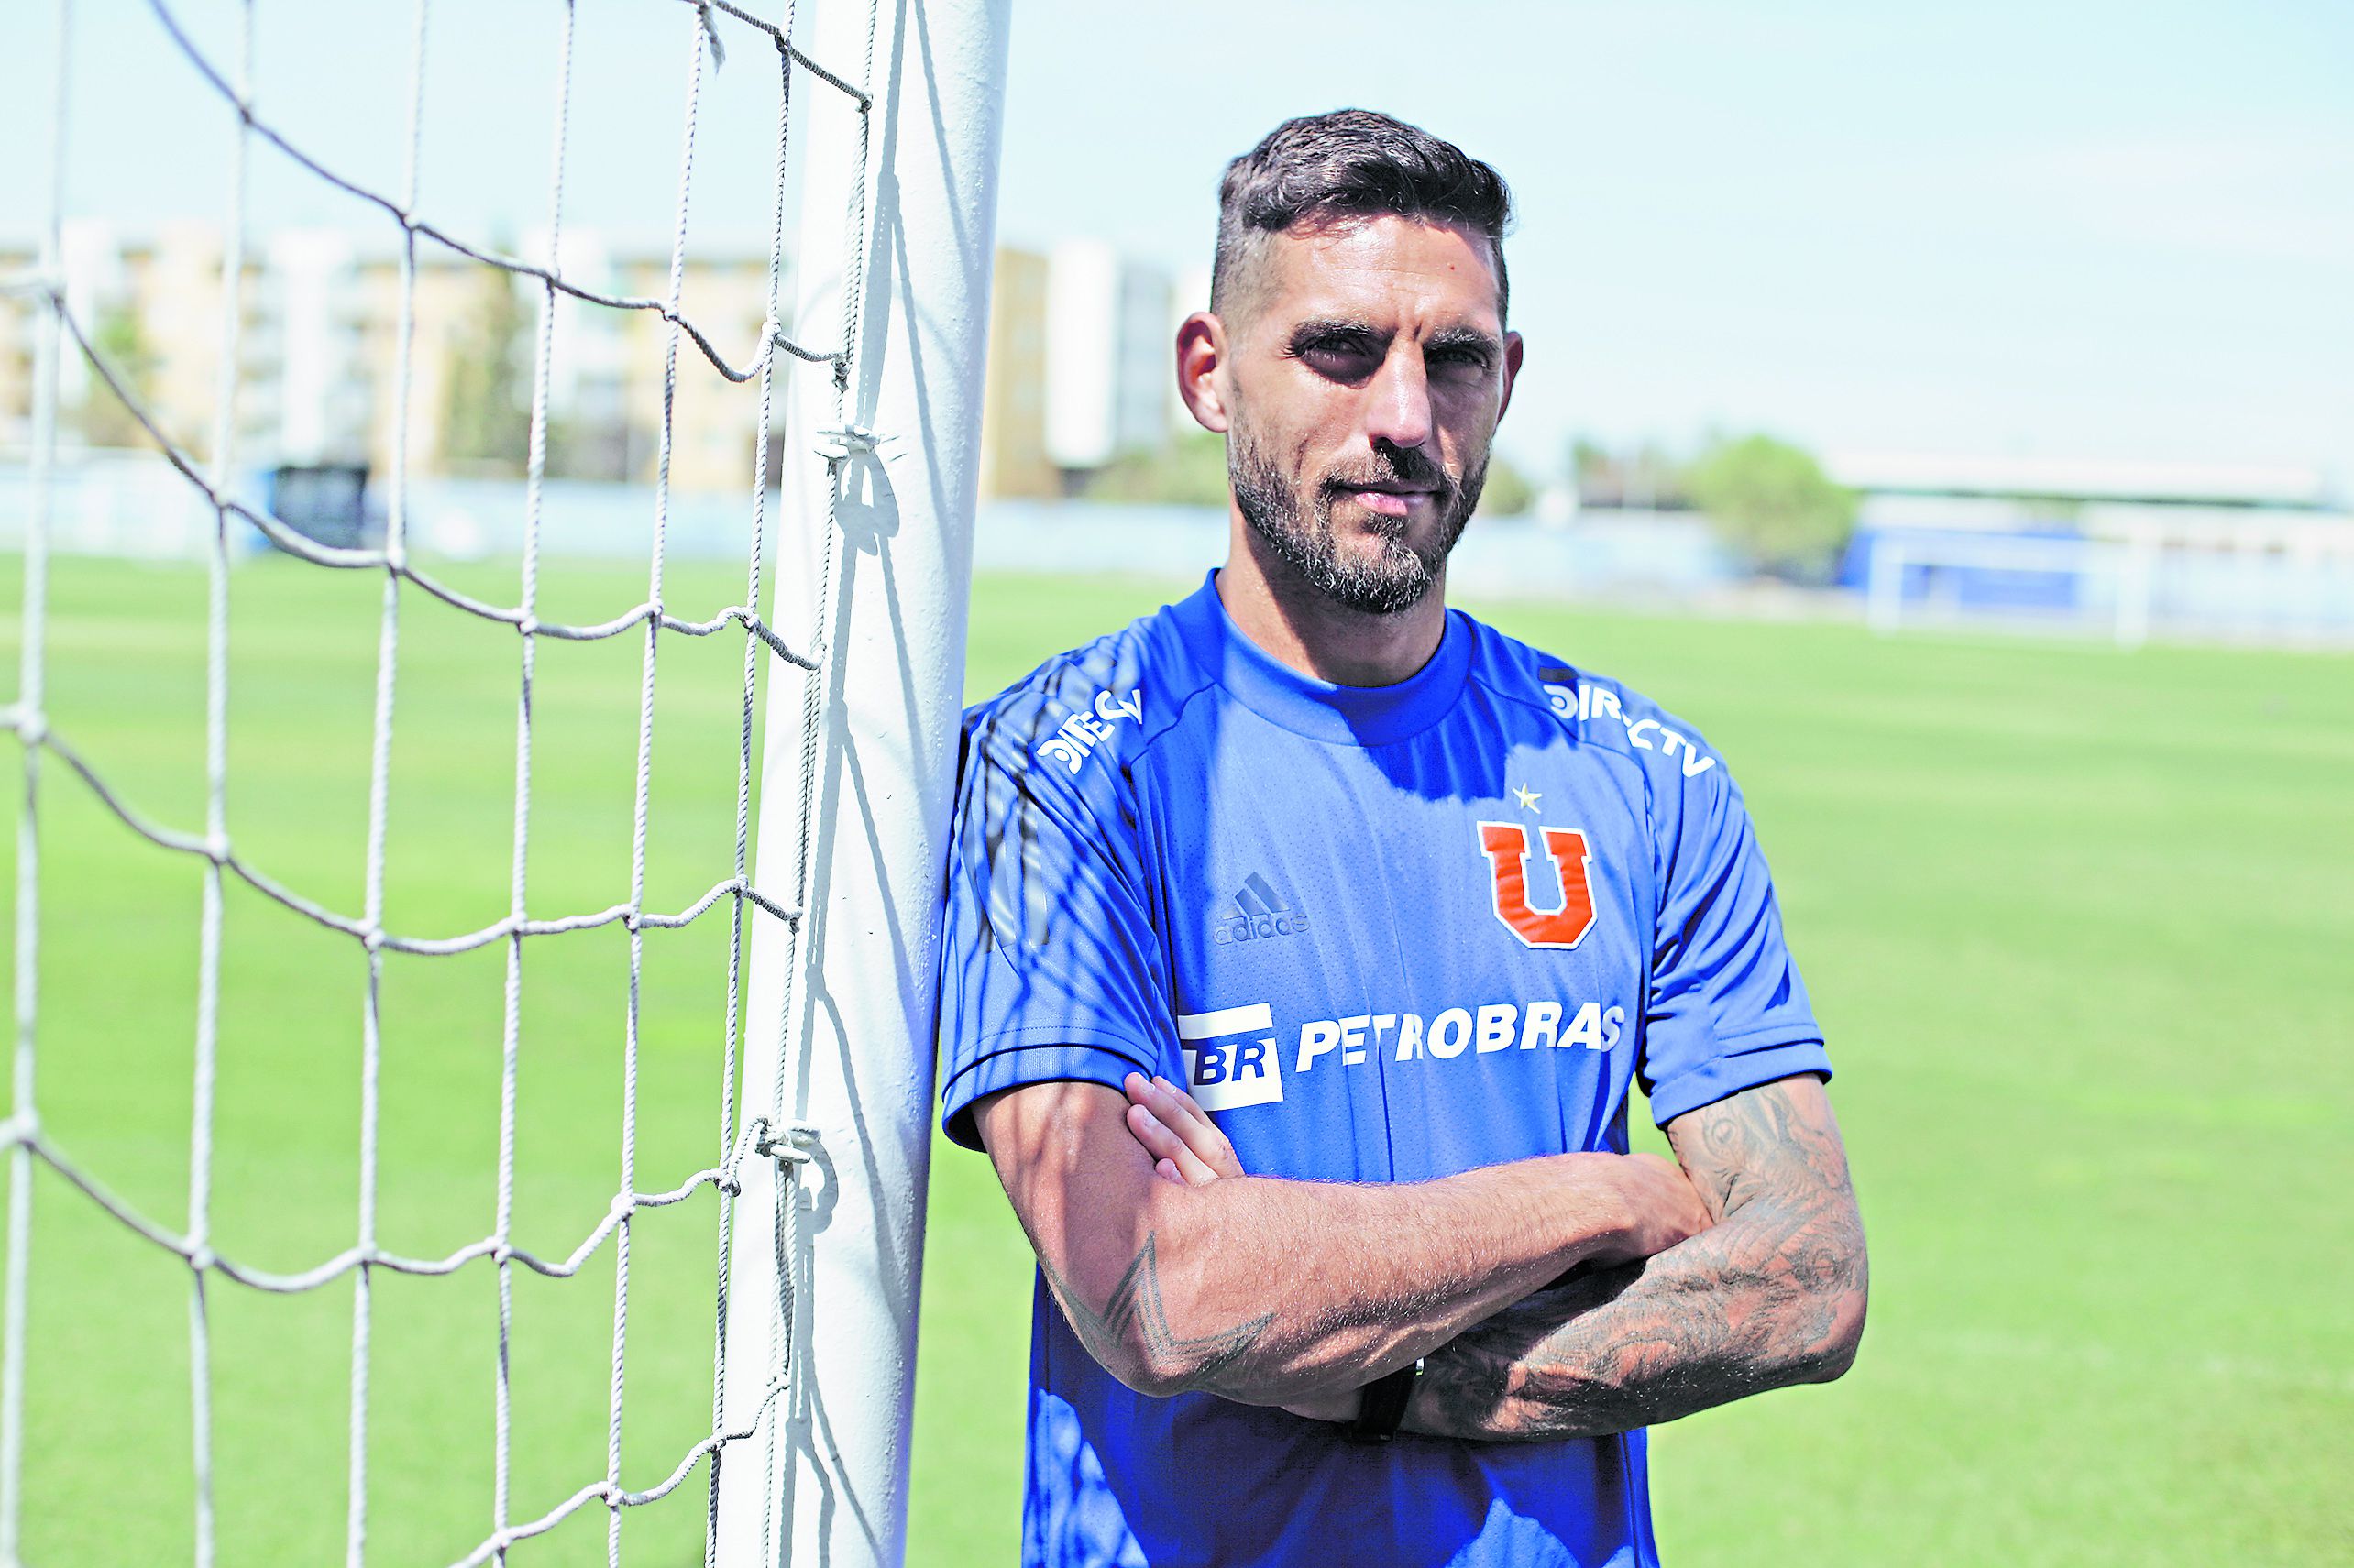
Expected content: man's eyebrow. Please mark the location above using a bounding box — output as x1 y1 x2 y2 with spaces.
1426 326 1503 357
1286 317 1385 350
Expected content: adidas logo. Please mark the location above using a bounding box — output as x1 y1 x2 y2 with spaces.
1210 872 1312 946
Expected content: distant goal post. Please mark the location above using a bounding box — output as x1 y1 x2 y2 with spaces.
1863 531 2156 649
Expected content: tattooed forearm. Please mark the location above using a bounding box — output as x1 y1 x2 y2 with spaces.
1404 1075 1866 1442
1040 1234 1276 1397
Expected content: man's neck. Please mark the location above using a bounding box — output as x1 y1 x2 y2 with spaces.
1215 521 1449 688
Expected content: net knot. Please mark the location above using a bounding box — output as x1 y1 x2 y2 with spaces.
204 832 230 866
13 707 47 747
187 1245 216 1273
815 425 879 462
609 1191 635 1221
753 1117 819 1167
361 925 386 953
517 614 539 639
695 0 727 70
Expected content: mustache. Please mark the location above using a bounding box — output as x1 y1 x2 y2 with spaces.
1318 446 1455 499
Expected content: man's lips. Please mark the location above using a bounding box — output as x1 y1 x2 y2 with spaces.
1334 484 1436 518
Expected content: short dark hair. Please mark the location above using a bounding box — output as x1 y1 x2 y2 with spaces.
1210 108 1513 323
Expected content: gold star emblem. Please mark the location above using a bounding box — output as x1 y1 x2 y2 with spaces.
1512 784 1542 812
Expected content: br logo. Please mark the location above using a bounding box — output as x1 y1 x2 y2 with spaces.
1172 1003 1283 1112
1474 821 1597 949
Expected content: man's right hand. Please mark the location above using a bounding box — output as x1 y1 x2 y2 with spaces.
1590 1152 1712 1264
1120 1072 1710 1263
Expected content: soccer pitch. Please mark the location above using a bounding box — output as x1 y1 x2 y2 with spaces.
0 556 2346 1565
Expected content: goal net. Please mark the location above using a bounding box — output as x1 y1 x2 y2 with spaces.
1863 530 2155 648
1 1 1006 1564
1866 524 2354 649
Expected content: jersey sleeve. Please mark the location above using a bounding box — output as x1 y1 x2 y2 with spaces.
936 684 1171 1150
1638 749 1830 1126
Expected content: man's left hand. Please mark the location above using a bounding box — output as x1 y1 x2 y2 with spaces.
1121 1072 1360 1421
1121 1072 1247 1186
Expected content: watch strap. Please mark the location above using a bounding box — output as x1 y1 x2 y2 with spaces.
1342 1357 1424 1445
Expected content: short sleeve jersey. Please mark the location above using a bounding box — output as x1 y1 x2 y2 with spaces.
938 573 1830 1568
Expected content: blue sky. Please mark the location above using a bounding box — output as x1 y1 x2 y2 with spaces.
11 0 2351 486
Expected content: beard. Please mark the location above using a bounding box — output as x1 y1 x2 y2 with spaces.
1229 426 1488 616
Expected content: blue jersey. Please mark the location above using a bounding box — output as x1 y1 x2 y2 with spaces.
938 573 1830 1568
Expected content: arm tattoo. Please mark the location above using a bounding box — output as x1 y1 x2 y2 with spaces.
1408 1075 1865 1442
1040 1234 1276 1395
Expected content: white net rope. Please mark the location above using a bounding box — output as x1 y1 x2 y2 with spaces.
0 0 880 1562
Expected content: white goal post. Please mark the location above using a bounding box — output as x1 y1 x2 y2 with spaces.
718 4 1010 1568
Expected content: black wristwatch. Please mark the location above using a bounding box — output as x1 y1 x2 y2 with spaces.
1342 1357 1425 1445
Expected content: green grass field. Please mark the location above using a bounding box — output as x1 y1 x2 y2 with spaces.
0 554 2347 1565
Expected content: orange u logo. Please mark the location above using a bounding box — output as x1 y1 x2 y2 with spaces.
1475 822 1597 949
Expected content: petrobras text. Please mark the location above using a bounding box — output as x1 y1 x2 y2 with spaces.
1173 997 1629 1112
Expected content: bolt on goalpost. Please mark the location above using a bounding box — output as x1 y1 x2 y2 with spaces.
716 3 1011 1567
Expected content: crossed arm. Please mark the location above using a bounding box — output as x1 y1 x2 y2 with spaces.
1403 1074 1865 1439
969 1077 1710 1404
983 1067 1865 1436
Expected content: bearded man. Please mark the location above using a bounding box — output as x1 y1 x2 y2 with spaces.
935 108 1866 1567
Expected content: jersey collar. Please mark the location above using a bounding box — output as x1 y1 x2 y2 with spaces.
1172 570 1472 747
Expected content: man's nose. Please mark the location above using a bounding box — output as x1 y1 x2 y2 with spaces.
1361 346 1434 452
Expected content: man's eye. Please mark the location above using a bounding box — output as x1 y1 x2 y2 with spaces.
1430 347 1490 374
1300 339 1379 377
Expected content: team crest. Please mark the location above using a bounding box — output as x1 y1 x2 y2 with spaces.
1475 821 1596 949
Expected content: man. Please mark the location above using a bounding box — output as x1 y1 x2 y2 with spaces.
936 109 1866 1567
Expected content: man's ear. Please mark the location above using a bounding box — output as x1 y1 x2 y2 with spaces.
1498 330 1524 422
1176 311 1230 433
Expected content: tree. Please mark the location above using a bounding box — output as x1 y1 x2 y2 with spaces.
77 302 158 450
1476 453 1534 516
1684 432 1857 581
1566 435 1688 511
1569 436 1612 483
1084 431 1232 507
440 269 532 473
